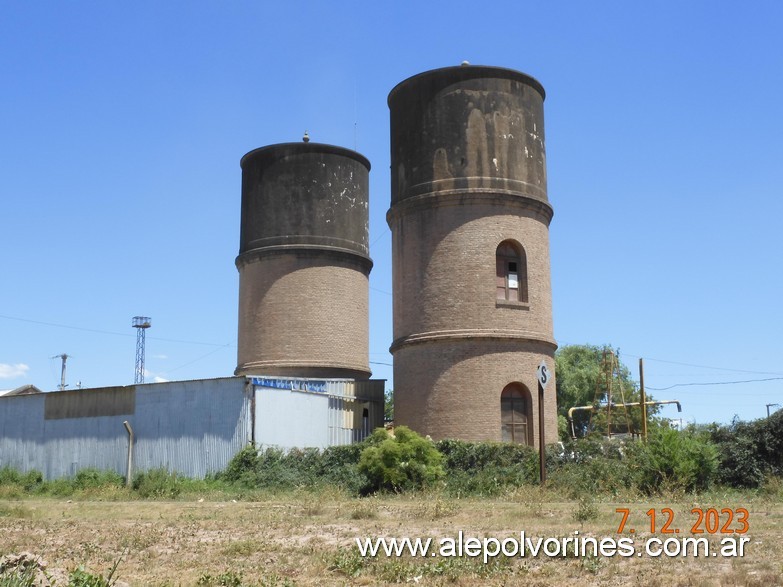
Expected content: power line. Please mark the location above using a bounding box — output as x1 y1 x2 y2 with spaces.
647 377 783 391
625 354 783 377
370 286 392 296
555 338 783 377
5 313 781 381
0 313 232 347
369 228 390 249
160 343 233 375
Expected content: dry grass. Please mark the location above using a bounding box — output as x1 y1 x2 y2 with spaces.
0 491 781 586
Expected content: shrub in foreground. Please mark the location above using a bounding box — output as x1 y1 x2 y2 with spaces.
632 427 719 494
436 439 538 495
548 438 637 497
707 411 783 488
358 426 444 493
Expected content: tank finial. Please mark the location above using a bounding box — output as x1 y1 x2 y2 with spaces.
460 60 470 66
303 131 310 143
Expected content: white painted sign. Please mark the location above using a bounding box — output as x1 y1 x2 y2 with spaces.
537 361 551 390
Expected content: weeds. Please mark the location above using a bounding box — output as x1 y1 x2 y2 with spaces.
221 540 260 556
258 576 296 587
132 468 182 499
411 494 458 521
0 565 39 587
326 547 364 578
572 497 598 524
349 500 377 520
196 569 244 586
0 554 48 582
67 552 123 587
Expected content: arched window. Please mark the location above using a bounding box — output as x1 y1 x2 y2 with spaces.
496 241 528 302
501 383 532 445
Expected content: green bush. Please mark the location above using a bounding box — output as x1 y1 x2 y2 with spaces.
436 439 538 495
0 466 21 485
219 442 369 494
319 443 363 471
219 445 260 483
632 427 718 494
358 426 444 493
754 410 783 477
548 438 636 497
318 444 368 494
705 414 783 489
717 434 765 488
0 467 43 492
249 447 318 489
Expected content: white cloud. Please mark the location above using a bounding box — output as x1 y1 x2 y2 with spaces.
0 363 30 380
153 376 169 383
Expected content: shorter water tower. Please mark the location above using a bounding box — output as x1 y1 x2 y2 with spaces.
235 139 373 379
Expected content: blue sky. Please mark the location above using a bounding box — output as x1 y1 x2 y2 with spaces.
1 1 781 425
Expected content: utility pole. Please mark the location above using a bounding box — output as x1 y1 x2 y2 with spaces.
132 316 151 384
766 403 780 418
639 358 648 441
52 354 70 391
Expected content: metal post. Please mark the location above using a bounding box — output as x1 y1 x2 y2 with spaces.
123 420 134 487
639 358 648 441
539 380 546 484
767 403 780 418
52 354 70 391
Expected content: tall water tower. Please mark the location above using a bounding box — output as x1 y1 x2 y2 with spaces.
387 65 558 446
235 139 373 379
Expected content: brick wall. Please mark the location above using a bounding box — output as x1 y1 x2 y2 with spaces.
393 339 558 446
389 200 558 446
236 251 370 379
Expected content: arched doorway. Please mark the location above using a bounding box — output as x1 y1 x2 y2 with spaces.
501 383 533 445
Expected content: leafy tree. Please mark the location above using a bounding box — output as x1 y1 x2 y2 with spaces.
384 389 393 421
555 344 657 438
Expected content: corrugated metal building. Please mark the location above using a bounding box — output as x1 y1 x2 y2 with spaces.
0 376 384 479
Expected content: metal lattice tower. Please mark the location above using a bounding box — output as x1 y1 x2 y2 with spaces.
132 316 151 384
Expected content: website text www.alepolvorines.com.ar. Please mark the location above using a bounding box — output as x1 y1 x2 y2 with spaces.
356 531 750 564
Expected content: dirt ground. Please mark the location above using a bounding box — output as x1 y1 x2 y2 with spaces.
1 490 781 586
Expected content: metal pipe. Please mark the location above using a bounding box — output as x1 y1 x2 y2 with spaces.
123 420 134 487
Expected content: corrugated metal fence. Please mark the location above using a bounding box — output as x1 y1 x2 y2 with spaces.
0 376 385 479
0 377 251 479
